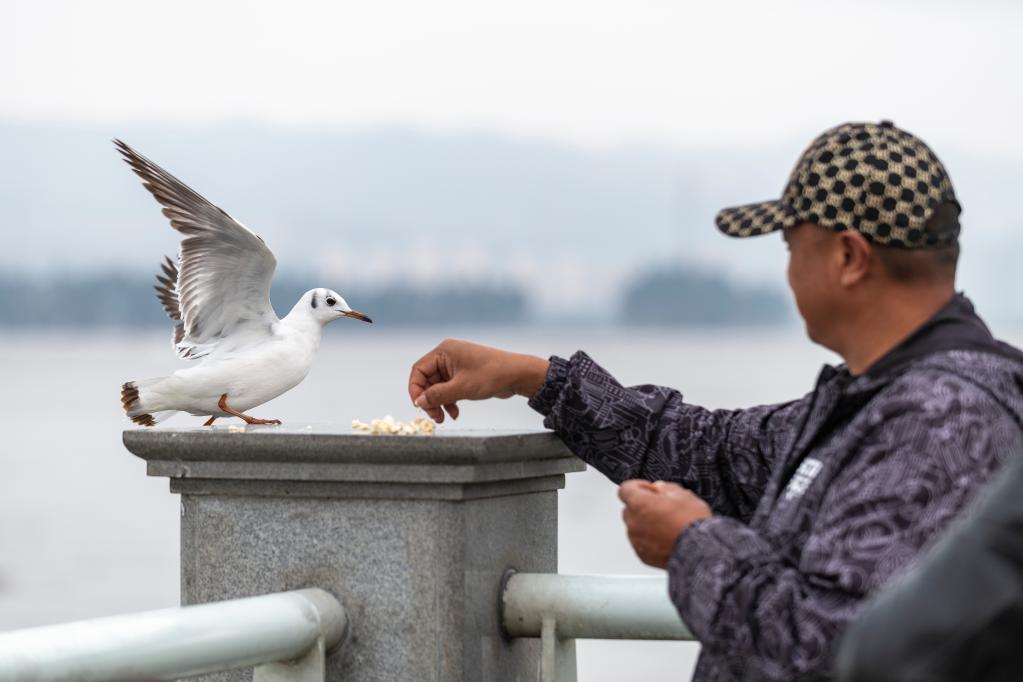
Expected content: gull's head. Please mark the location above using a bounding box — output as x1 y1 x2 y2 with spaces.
304 288 373 326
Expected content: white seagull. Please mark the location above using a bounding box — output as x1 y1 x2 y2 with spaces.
117 140 372 427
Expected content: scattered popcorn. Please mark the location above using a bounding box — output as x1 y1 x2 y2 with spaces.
351 415 436 436
227 425 246 433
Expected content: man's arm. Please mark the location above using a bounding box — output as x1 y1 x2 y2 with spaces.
529 350 804 519
410 340 806 520
408 339 551 423
667 391 1019 681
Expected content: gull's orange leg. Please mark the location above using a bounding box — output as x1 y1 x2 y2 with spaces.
217 394 282 425
203 416 218 426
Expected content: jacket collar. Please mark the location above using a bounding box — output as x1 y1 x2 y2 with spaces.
817 293 1019 393
863 293 1009 378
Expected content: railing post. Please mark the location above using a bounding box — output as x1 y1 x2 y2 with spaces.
124 427 584 681
252 636 325 682
540 615 577 682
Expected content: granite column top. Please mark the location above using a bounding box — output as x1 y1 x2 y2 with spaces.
123 426 585 500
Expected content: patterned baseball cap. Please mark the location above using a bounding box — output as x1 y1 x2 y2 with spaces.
716 121 960 249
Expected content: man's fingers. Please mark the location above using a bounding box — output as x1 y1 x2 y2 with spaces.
443 403 460 420
618 479 656 504
651 480 688 498
408 349 454 397
410 368 445 423
409 381 427 407
408 356 439 404
417 379 464 411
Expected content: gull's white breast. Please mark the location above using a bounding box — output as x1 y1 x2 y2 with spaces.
155 325 320 416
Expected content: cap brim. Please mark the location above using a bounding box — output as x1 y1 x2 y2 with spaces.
715 200 796 238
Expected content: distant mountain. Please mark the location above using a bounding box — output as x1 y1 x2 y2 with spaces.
0 120 796 320
0 121 1020 321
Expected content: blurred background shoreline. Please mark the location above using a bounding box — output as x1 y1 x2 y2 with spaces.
3 120 1022 330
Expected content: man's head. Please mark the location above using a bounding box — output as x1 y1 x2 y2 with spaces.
783 207 959 349
716 121 961 358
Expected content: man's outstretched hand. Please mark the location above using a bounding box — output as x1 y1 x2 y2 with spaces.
619 480 712 568
408 339 551 423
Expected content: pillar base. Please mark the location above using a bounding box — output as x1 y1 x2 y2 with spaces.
124 426 584 681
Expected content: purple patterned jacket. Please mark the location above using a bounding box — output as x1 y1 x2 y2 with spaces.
529 295 1023 681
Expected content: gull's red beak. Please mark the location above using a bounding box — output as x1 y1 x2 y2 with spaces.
342 310 373 323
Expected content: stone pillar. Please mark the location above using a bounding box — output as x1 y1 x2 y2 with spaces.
123 427 584 682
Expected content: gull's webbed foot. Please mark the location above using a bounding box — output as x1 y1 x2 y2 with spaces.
244 417 282 425
217 393 281 426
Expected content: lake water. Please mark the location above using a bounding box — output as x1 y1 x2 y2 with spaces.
0 326 859 680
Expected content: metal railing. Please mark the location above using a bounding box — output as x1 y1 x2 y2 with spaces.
502 573 693 682
0 589 347 682
0 575 687 682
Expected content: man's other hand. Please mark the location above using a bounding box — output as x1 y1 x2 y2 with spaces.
619 480 712 568
408 339 550 423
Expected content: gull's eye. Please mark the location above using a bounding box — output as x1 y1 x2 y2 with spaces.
326 297 336 306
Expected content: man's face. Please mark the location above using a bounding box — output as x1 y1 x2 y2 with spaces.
784 223 840 346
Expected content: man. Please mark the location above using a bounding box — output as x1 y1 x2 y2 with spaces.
407 121 1023 680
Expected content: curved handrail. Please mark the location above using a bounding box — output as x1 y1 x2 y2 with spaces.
0 588 346 682
502 573 692 640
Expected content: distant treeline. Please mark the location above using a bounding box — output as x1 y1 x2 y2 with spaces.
0 274 527 328
0 269 790 328
621 267 790 326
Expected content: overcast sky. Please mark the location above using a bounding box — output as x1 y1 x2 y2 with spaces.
2 0 1022 159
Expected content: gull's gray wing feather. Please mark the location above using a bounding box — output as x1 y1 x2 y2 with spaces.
115 139 278 360
152 255 187 350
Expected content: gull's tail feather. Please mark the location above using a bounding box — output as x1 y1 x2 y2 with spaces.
120 380 178 427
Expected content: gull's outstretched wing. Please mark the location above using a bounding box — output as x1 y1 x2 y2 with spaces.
115 139 279 360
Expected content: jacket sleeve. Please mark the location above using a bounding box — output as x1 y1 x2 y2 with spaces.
666 381 1020 681
529 351 806 520
835 454 1023 682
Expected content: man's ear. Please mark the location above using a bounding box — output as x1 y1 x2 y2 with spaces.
837 231 873 287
